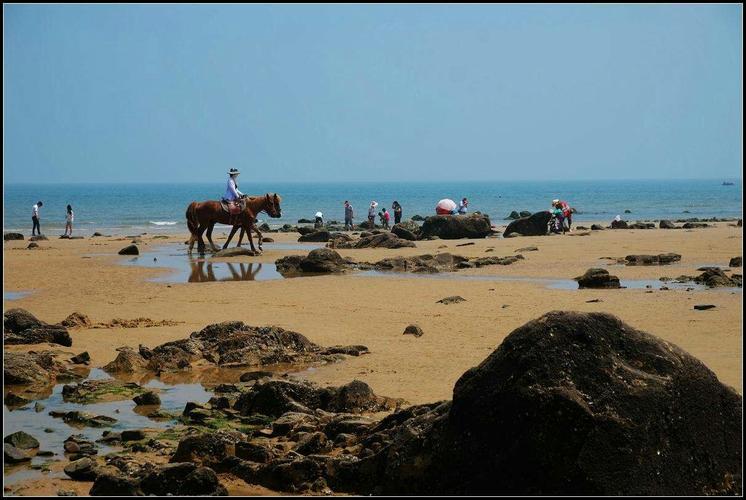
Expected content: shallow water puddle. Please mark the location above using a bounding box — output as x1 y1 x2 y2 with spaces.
116 242 323 283
4 291 34 301
355 270 738 292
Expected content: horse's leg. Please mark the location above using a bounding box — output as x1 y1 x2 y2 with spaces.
236 227 245 247
243 222 257 253
197 225 208 255
206 222 220 252
223 225 239 250
254 225 263 252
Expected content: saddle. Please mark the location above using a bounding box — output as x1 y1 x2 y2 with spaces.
221 198 246 216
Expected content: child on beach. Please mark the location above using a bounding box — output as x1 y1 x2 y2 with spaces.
368 201 378 228
64 205 74 237
381 208 391 229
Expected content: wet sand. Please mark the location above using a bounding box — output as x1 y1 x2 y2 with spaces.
4 222 742 402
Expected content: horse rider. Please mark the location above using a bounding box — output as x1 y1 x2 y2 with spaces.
223 168 246 223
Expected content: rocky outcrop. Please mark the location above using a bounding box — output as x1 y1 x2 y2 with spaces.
4 350 85 388
391 221 421 241
103 321 367 374
575 268 621 289
4 232 24 241
610 219 629 229
4 431 39 450
691 268 741 288
420 214 493 239
659 220 677 229
4 308 73 347
629 222 655 229
298 230 331 242
504 211 551 237
333 232 416 249
326 311 742 495
683 222 709 229
624 253 681 266
276 248 353 275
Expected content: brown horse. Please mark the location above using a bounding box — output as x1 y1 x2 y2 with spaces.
186 193 282 254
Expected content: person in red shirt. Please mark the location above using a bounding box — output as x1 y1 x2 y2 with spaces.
553 199 573 232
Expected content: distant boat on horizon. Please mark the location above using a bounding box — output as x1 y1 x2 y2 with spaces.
722 181 735 186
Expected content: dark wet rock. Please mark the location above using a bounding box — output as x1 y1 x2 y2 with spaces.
437 296 466 304
62 379 145 404
4 443 32 463
692 268 740 288
133 391 161 406
102 346 149 373
4 350 81 387
694 304 716 311
391 221 421 241
27 242 39 248
335 311 743 495
659 220 677 229
294 432 331 455
590 224 605 231
335 232 416 249
624 253 681 266
122 430 147 442
298 229 331 242
629 222 655 229
4 232 24 241
322 345 369 357
240 370 275 382
411 215 425 221
504 211 551 237
105 321 366 376
212 247 255 257
170 431 244 467
683 222 709 229
730 256 742 267
29 235 48 241
4 431 39 450
118 244 139 255
575 268 621 289
519 210 532 217
4 392 30 407
262 236 275 243
64 457 98 481
420 214 493 240
89 472 143 496
505 211 521 220
70 352 91 365
403 325 424 337
236 440 275 463
276 248 354 275
610 219 629 229
4 325 72 347
234 379 397 419
57 411 117 428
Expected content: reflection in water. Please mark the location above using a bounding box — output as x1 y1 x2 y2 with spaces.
188 260 264 282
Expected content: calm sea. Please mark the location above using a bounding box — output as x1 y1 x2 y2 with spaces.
3 180 742 235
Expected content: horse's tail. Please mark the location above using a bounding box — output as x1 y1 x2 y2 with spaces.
186 202 199 235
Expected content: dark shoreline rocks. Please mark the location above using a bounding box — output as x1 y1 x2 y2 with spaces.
3 308 73 347
420 214 493 240
575 268 621 289
504 211 551 237
624 253 681 266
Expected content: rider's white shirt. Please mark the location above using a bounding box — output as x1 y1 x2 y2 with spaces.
225 178 243 201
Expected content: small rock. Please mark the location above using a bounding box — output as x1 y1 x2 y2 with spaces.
4 443 31 463
70 352 91 365
133 391 161 406
4 392 29 407
693 305 716 311
437 296 466 305
403 325 424 337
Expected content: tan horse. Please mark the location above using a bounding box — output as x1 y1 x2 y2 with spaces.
186 193 282 254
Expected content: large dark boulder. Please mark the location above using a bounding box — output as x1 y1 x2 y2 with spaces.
420 214 493 240
344 311 742 495
118 245 139 255
4 232 24 241
659 220 677 229
503 211 551 237
610 220 629 229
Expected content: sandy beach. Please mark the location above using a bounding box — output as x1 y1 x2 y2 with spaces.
4 222 742 401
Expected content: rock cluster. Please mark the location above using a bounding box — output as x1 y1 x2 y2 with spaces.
420 214 494 239
624 253 681 265
3 308 73 347
575 268 621 289
103 321 368 374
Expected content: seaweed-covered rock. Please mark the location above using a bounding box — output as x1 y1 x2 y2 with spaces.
504 211 551 237
4 431 40 450
575 268 621 289
334 232 416 249
420 214 493 240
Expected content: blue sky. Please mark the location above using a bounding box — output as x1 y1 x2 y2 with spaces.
3 4 742 183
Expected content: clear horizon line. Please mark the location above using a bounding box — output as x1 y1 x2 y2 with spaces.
3 177 743 186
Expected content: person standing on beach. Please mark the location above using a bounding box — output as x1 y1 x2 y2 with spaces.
457 198 469 215
344 201 354 230
64 204 74 237
368 201 378 228
381 208 391 229
392 201 402 224
31 201 43 236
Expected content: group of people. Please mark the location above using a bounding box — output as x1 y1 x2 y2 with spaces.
549 199 573 233
29 201 75 237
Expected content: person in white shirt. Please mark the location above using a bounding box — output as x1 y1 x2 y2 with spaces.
457 198 469 215
368 201 378 228
32 201 43 236
224 168 244 202
64 205 74 237
314 211 324 228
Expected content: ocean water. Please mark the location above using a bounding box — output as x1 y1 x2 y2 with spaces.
3 180 742 236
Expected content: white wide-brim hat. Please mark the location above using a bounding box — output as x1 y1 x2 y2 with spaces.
228 168 241 175
371 201 378 207
552 199 559 204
